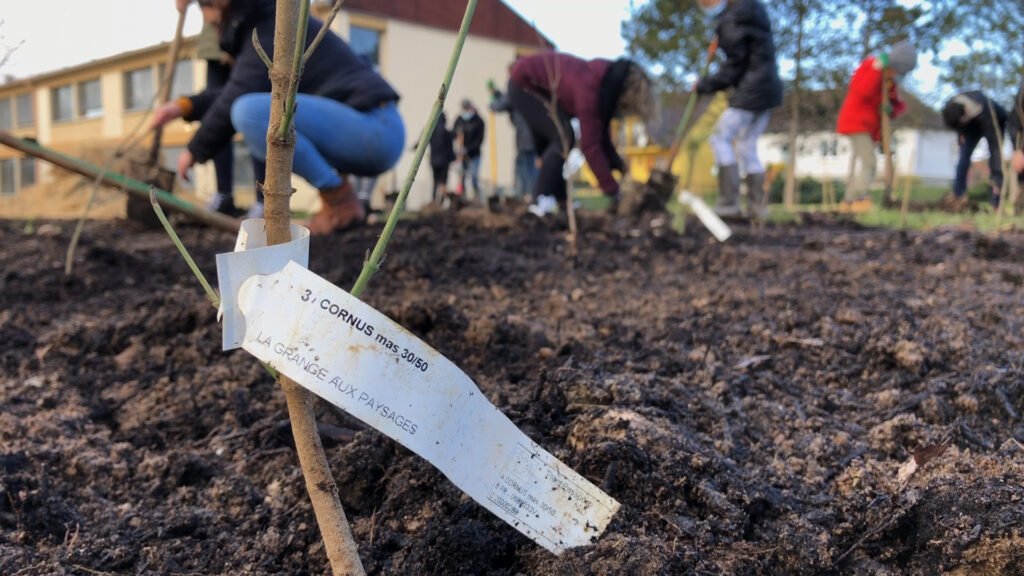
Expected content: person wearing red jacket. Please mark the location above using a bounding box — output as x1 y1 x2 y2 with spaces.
836 41 917 211
506 52 654 212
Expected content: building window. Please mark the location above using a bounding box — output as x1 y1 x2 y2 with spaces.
0 98 11 130
159 60 194 100
78 78 103 119
20 157 35 188
350 25 382 68
0 159 15 195
51 84 74 122
16 93 33 127
124 66 154 111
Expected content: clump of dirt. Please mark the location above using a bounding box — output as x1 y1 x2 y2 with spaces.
0 210 1022 575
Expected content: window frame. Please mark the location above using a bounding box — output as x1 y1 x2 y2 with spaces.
15 93 34 128
77 78 104 119
123 66 155 112
51 84 75 122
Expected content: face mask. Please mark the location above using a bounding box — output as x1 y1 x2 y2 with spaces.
461 112 474 121
700 0 726 18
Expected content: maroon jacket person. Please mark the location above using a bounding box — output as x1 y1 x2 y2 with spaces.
507 52 654 204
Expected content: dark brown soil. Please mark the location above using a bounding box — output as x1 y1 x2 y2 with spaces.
1 210 1022 575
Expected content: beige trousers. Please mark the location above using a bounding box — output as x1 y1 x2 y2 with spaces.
846 133 876 200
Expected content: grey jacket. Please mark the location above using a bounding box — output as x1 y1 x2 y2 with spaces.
490 92 536 154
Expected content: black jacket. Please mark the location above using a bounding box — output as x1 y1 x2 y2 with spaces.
453 113 485 158
697 0 783 112
429 113 455 167
184 0 400 163
1009 81 1024 151
945 91 1006 138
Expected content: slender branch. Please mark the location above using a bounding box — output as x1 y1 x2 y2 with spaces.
538 47 578 257
303 0 346 63
65 155 121 276
149 191 281 379
252 28 273 70
987 100 1010 234
279 0 311 139
149 189 220 307
350 0 479 297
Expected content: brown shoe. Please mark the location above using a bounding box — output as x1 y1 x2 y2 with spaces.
939 193 969 213
308 179 366 235
838 197 874 214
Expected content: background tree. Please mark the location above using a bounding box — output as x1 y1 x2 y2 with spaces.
622 0 714 91
941 1 1024 105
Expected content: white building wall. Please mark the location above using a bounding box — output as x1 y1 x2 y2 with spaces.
758 128 957 185
914 129 960 183
383 20 518 210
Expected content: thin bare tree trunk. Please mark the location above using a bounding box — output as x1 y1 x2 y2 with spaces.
783 4 805 210
262 1 364 574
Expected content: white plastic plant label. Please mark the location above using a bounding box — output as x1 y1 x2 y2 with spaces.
679 191 732 242
215 219 310 350
232 261 620 554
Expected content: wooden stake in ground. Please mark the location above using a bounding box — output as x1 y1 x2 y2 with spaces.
880 69 895 206
899 174 912 228
987 102 1012 236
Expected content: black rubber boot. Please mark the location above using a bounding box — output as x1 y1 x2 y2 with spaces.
714 164 741 217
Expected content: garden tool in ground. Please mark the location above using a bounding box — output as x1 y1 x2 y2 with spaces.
126 9 187 228
634 36 719 214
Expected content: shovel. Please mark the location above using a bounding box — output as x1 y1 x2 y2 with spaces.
126 9 187 228
639 36 719 210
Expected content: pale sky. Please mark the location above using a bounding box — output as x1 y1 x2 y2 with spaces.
0 1 640 80
1 0 948 95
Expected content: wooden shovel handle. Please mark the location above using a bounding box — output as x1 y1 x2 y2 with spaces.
880 68 894 196
666 36 720 166
149 9 189 164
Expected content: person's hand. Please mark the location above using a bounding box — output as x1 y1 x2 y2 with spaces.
605 189 621 216
1013 150 1024 174
175 0 191 13
177 149 195 182
151 101 184 129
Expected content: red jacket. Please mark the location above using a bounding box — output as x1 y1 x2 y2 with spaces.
511 54 621 194
836 56 906 142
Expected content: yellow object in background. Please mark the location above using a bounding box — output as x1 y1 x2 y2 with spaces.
578 93 728 197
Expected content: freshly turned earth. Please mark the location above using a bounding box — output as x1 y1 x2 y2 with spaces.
1 208 1022 575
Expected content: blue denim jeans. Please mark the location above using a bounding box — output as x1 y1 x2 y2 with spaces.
709 107 771 174
231 94 405 189
954 130 1004 198
461 154 482 198
514 151 538 197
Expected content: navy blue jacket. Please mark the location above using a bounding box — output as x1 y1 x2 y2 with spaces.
184 0 399 162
